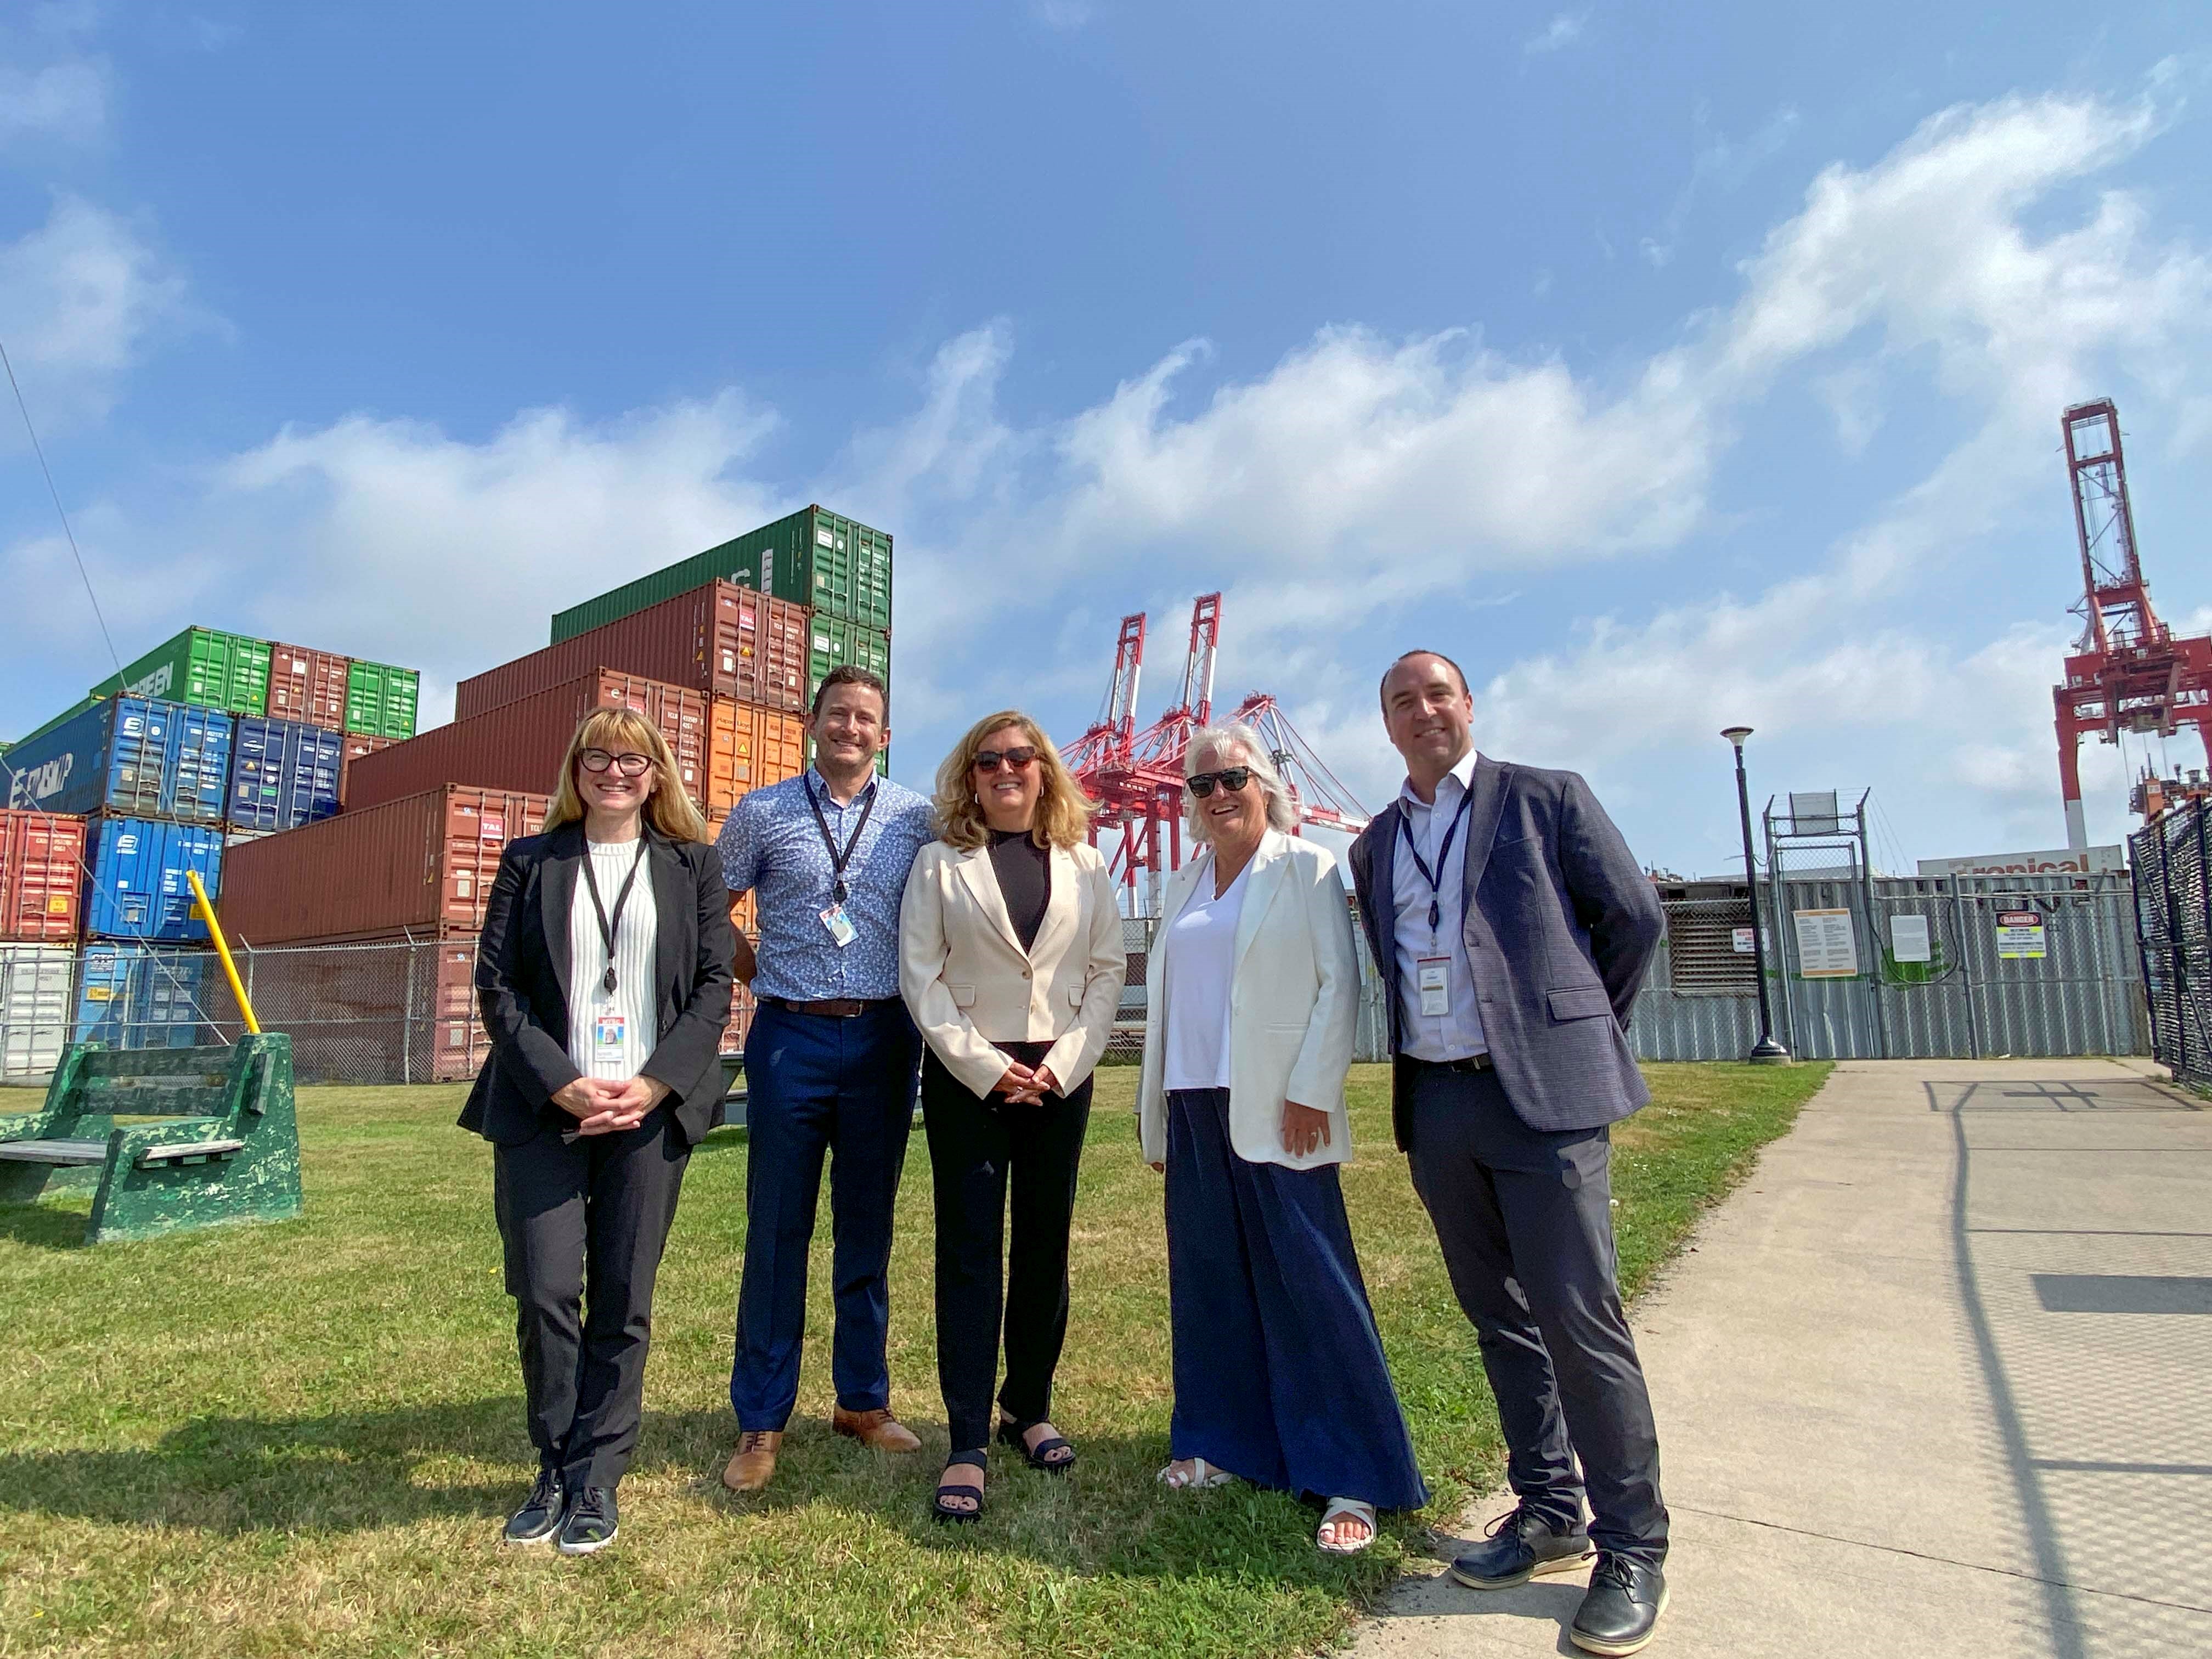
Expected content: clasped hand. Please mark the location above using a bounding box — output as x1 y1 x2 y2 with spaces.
991 1058 1059 1106
552 1075 671 1135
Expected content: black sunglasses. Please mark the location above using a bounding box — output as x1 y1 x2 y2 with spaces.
579 749 652 777
1186 768 1252 798
974 746 1039 774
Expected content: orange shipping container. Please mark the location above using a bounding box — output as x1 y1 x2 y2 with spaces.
455 582 810 720
709 702 808 815
219 785 549 945
267 644 352 729
0 809 87 941
346 669 710 815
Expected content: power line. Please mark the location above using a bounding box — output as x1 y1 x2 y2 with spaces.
0 338 123 676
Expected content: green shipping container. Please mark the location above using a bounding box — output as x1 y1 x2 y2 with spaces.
345 660 420 738
549 505 894 642
91 627 271 716
805 616 891 701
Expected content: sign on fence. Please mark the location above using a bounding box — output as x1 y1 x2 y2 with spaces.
1995 910 2047 960
1793 909 1859 978
1889 913 1932 963
1730 926 1757 955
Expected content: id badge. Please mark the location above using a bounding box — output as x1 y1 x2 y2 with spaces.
1417 957 1452 1018
592 1011 628 1054
819 902 859 947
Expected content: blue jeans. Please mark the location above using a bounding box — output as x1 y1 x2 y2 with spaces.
730 999 922 1431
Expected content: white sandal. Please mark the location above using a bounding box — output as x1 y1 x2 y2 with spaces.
1316 1497 1378 1554
1156 1457 1237 1491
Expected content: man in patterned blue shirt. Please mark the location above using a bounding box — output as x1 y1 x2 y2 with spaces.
716 664 939 1494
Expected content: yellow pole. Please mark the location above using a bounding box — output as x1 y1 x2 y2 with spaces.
186 868 259 1035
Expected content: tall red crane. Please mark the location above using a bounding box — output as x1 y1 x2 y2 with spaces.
1062 594 1370 913
2051 399 2212 845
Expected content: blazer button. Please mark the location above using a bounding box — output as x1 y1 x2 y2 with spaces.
1022 967 1031 978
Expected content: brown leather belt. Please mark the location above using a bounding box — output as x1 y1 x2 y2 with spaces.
767 996 899 1019
1404 1052 1494 1073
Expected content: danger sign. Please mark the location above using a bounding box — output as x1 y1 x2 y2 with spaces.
1995 910 2047 960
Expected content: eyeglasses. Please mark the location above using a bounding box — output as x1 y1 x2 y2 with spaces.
1186 768 1252 798
974 746 1039 774
579 749 652 778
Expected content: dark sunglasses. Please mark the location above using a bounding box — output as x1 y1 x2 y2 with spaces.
974 746 1039 774
1186 768 1252 798
579 749 652 777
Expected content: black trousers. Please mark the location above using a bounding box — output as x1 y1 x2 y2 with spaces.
493 1107 690 1491
921 1042 1092 1457
1404 1062 1667 1563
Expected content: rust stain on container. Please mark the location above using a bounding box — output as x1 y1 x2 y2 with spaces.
346 669 716 814
455 583 810 721
219 784 549 945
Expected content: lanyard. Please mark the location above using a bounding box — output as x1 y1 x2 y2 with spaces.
803 773 879 905
579 838 649 995
1399 785 1475 934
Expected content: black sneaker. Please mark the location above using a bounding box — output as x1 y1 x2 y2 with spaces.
1448 1502 1594 1589
501 1466 566 1547
1570 1554 1668 1656
556 1485 619 1556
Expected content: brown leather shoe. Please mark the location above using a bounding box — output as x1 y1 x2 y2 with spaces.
832 1406 921 1453
721 1429 782 1493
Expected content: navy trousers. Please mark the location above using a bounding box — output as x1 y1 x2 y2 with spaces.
730 999 922 1431
1165 1087 1429 1511
1404 1061 1667 1563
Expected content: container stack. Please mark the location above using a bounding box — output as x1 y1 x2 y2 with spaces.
0 624 421 1062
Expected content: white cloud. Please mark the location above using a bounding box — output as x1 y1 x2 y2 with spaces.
1523 12 1588 57
0 58 105 144
0 194 199 426
1033 1 1093 30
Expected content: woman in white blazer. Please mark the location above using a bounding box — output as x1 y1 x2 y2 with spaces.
900 710 1125 1523
1139 721 1427 1554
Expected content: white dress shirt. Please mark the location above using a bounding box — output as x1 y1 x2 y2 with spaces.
1161 851 1250 1092
1392 748 1488 1062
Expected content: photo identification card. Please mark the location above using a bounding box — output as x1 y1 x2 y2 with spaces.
593 1011 628 1054
1417 957 1452 1018
820 903 859 947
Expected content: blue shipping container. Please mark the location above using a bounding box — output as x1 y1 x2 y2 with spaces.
227 716 345 832
0 695 233 823
71 944 210 1048
83 816 223 942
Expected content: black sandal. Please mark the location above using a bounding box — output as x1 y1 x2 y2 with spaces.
933 1451 987 1523
997 1417 1076 1474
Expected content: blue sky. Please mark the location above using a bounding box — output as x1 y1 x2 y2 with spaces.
3 2 2209 877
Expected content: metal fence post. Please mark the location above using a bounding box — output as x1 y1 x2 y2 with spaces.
1949 872 1981 1058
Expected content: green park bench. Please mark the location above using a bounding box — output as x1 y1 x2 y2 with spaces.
0 1034 302 1245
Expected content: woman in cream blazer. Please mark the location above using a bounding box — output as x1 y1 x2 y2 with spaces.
1139 722 1426 1555
899 710 1124 1523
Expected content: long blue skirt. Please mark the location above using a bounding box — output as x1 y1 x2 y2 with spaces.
1165 1087 1429 1510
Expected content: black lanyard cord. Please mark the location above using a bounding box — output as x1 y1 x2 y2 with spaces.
804 774 879 905
1399 786 1475 934
580 838 649 995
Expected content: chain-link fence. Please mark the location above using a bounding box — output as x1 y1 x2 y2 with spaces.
2130 798 2211 1090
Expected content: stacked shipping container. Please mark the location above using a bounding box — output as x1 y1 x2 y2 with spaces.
0 809 86 1076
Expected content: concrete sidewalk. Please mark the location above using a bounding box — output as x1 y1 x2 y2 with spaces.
1348 1058 2212 1658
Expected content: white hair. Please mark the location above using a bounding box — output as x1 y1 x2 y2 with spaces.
1183 720 1297 844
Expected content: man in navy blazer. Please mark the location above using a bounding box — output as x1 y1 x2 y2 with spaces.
1347 650 1671 1658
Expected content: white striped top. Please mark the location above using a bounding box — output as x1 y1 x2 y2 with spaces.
566 838 660 1081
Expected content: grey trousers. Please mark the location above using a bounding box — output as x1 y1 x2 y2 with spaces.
1404 1061 1667 1562
493 1107 690 1491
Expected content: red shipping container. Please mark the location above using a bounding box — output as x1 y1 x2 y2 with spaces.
345 669 711 815
267 643 352 729
219 785 548 945
338 732 398 806
455 582 810 720
0 809 87 941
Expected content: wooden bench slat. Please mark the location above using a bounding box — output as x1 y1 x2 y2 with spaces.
0 1138 110 1164
136 1139 246 1164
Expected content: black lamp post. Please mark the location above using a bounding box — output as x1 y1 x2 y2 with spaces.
1722 726 1791 1064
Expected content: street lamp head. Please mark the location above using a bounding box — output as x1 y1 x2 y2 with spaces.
1720 726 1753 747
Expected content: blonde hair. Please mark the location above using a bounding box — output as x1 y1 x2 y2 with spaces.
1183 720 1297 845
545 706 710 843
932 710 1097 851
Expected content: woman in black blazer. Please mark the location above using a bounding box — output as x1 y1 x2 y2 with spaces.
462 706 736 1555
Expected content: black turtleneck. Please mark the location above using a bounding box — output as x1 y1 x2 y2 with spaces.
988 826 1052 951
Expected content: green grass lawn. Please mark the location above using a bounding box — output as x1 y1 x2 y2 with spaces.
0 1060 1830 1658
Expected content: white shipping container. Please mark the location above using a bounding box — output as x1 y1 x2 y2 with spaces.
1 943 74 1077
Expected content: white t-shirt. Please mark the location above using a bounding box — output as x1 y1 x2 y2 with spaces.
1161 853 1250 1093
566 838 659 1081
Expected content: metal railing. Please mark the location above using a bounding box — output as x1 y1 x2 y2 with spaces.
2130 799 2212 1090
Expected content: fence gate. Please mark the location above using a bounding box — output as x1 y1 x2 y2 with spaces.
2131 797 2212 1090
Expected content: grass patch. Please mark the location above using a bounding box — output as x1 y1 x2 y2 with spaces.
1 1060 1829 1657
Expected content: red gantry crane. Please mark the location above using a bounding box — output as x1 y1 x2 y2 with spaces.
1061 593 1370 915
2051 399 2212 844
